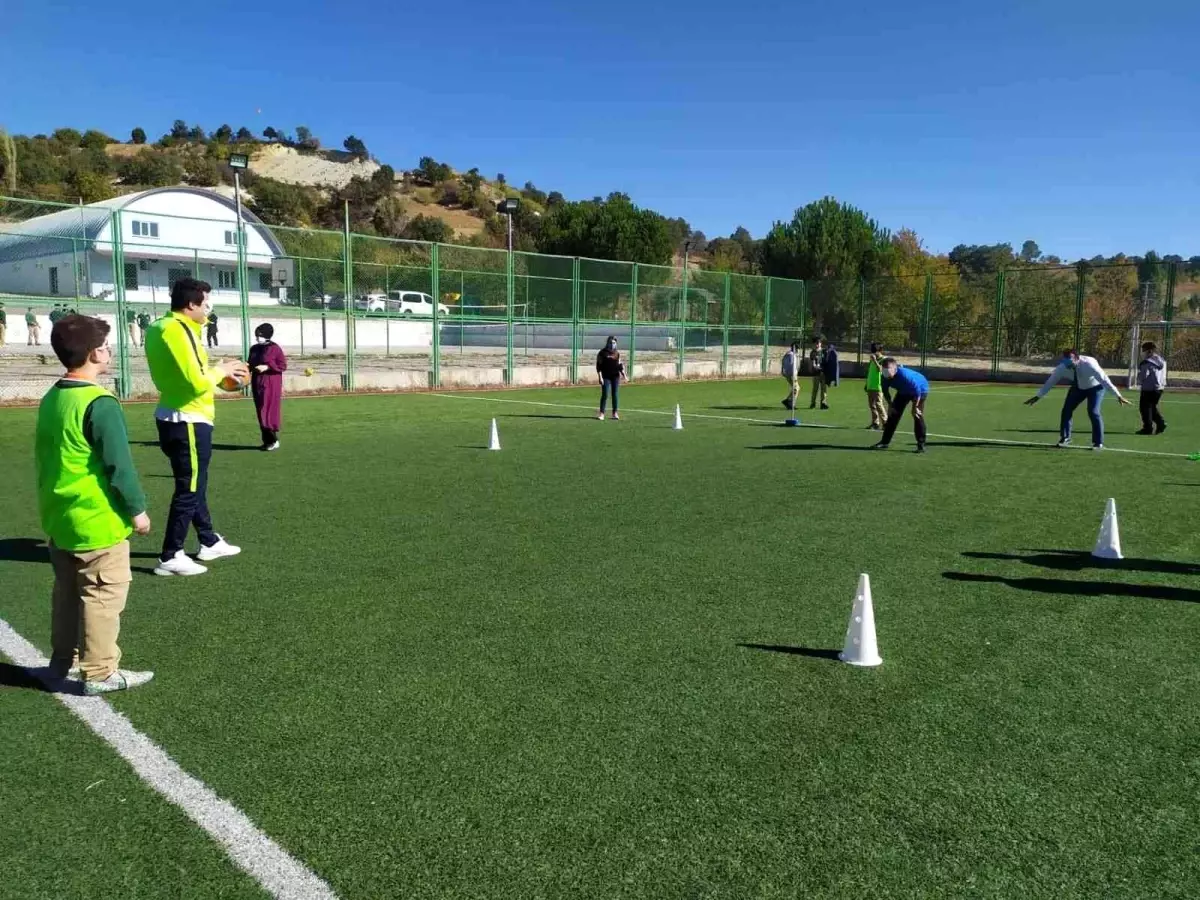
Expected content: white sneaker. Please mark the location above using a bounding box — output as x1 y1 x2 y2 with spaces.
197 537 241 562
84 669 154 695
1056 439 1072 448
265 441 280 452
1092 444 1104 451
154 551 208 577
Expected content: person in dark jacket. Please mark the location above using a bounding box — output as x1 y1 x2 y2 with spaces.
248 323 288 450
596 335 628 420
821 342 840 405
1135 341 1167 435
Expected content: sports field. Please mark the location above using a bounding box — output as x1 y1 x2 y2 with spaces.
2 378 1198 899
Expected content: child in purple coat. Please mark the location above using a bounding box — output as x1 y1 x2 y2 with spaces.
248 323 288 451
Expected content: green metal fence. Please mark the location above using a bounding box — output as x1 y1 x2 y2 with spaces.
1 193 1196 402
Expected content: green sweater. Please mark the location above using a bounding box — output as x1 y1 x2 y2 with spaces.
36 379 146 550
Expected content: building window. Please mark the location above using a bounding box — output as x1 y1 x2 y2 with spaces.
217 270 237 290
49 267 59 295
223 230 245 246
124 262 139 291
168 268 192 289
132 220 160 238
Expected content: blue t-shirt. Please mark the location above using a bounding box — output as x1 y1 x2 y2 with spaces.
884 366 929 397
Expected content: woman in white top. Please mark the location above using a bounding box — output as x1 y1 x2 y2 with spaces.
1024 348 1129 449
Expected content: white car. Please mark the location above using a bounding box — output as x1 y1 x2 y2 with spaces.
385 291 450 317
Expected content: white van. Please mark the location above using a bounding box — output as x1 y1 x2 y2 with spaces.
385 291 450 317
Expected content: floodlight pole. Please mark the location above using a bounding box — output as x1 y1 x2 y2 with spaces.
228 153 251 356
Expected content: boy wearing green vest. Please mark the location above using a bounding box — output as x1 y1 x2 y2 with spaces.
865 342 889 430
36 315 154 695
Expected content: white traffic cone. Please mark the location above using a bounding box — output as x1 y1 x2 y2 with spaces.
673 405 683 431
488 418 501 451
839 574 882 667
1092 498 1123 560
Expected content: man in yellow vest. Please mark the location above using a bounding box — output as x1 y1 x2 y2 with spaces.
36 315 154 694
144 278 248 576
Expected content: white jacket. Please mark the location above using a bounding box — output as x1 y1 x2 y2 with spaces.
1036 355 1124 400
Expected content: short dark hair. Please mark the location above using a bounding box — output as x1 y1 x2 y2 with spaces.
51 314 110 370
880 356 897 367
171 277 212 311
869 341 880 353
255 323 274 340
1062 348 1078 357
1141 341 1157 353
790 341 799 351
813 335 823 344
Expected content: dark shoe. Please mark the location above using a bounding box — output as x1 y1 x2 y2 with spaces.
915 444 927 454
820 403 830 410
1156 422 1167 435
809 404 816 410
872 442 890 450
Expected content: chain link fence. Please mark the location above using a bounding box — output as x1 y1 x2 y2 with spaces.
2 193 1197 402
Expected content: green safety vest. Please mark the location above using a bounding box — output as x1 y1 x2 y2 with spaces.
866 357 883 391
36 383 132 551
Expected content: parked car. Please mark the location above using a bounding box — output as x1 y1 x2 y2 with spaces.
354 294 387 313
385 291 450 317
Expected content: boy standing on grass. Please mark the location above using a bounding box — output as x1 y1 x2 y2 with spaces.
874 358 929 453
26 307 40 346
864 342 888 430
780 341 800 410
808 336 827 410
1135 341 1167 435
145 278 247 576
36 315 154 695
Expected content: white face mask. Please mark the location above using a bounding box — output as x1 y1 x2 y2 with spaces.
256 335 268 344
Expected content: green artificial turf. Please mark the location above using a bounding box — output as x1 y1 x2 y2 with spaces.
2 378 1198 899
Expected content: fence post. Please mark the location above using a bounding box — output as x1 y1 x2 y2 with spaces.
720 271 729 376
505 249 514 385
629 263 638 380
991 270 1006 379
761 278 772 374
236 206 251 363
798 280 808 342
1073 264 1085 353
920 273 933 369
677 259 689 379
342 203 354 392
431 242 440 388
110 210 131 399
571 257 580 384
297 257 305 358
1163 260 1177 362
856 279 866 365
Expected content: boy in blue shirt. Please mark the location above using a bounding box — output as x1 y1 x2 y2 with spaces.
875 358 929 453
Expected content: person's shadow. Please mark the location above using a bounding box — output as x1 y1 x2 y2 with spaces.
943 571 1200 604
963 549 1200 577
0 538 160 566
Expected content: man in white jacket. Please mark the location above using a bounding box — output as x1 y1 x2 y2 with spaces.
1024 349 1130 449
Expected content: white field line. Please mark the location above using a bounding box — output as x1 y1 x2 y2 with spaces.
430 393 1193 459
0 619 337 900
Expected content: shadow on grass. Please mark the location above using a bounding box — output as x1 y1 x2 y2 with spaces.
738 643 841 661
749 443 877 452
0 664 84 694
0 538 160 565
964 549 1200 577
943 571 1200 604
131 440 258 452
502 413 590 420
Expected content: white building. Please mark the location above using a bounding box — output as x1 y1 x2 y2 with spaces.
0 187 286 308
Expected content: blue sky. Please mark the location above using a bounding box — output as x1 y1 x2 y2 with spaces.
4 0 1198 259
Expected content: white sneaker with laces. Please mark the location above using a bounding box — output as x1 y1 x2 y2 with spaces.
265 441 280 452
197 536 241 562
1092 444 1104 451
84 669 154 695
154 551 208 577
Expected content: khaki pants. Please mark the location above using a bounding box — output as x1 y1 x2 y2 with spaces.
867 389 888 427
810 374 828 407
28 324 40 346
49 541 131 682
0 322 6 345
783 375 799 409
128 323 139 347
